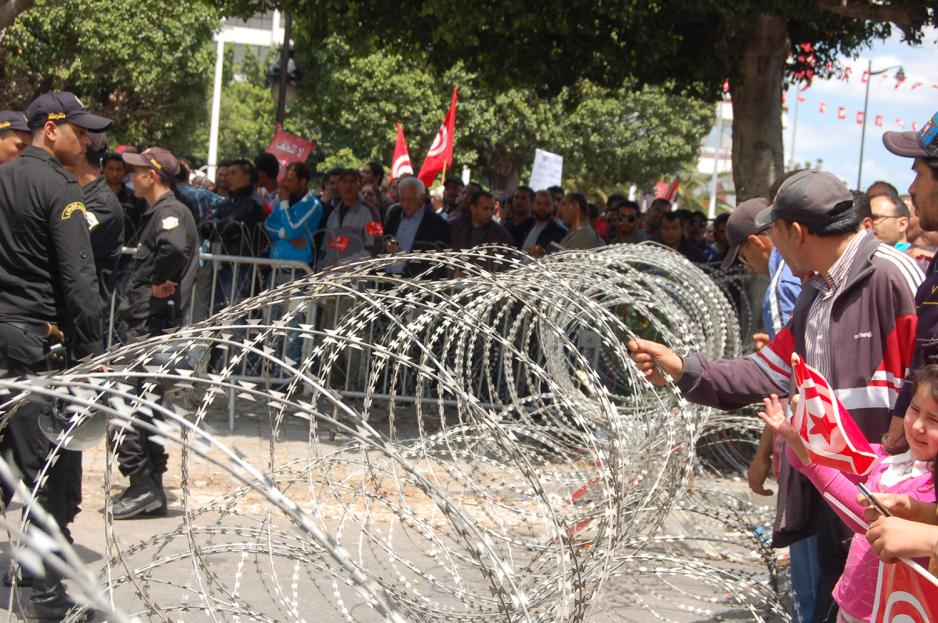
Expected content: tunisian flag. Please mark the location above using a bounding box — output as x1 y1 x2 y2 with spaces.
870 560 938 622
417 88 458 187
389 123 413 182
790 353 878 475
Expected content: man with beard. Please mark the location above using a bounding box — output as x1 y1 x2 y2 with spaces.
612 200 647 244
882 111 938 445
505 185 535 246
522 190 568 257
265 161 323 265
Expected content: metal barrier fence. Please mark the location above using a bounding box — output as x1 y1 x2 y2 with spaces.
107 242 754 431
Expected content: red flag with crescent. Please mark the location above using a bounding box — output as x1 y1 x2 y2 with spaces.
417 87 458 187
790 353 877 475
870 560 938 622
389 122 413 182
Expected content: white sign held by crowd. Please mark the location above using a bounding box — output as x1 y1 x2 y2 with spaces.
530 149 563 191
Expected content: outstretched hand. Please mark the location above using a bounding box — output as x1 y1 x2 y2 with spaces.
627 338 683 385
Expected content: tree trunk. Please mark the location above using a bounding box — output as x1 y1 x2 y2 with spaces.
731 12 789 201
487 145 524 192
0 0 36 30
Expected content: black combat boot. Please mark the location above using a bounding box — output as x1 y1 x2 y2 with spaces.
140 471 168 517
21 568 92 622
112 473 162 519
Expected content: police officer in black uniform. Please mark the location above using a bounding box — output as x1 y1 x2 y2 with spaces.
66 131 124 315
112 147 198 519
0 110 31 164
0 91 110 621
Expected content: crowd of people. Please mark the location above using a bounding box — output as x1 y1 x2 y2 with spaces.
1 86 938 623
631 111 938 623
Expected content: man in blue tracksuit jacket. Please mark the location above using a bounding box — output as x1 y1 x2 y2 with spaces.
265 161 322 265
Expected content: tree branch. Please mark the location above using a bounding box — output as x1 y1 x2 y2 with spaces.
0 0 37 31
816 0 918 38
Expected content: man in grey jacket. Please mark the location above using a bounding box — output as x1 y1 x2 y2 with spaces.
316 168 380 271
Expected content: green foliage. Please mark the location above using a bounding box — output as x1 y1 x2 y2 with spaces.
0 0 220 152
315 147 361 174
287 34 711 193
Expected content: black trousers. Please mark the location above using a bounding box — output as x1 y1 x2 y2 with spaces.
0 322 82 541
113 320 170 479
812 503 853 623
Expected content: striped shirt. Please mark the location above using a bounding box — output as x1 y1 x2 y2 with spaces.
805 230 870 378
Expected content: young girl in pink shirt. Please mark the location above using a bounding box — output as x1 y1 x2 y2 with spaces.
759 364 938 623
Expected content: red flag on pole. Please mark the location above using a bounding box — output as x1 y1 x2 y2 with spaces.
838 107 846 120
875 115 883 127
790 354 878 475
417 88 458 187
389 122 413 182
857 111 865 125
664 177 680 202
870 560 938 622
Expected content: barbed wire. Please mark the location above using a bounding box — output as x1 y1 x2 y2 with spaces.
0 242 788 622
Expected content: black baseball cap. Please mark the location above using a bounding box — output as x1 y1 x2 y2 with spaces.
882 111 938 159
0 111 30 133
721 197 771 270
755 170 853 230
122 147 180 180
26 91 112 131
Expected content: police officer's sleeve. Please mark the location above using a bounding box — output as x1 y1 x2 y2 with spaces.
152 210 189 284
89 193 125 300
49 184 104 358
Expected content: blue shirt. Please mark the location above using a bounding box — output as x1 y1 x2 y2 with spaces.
264 192 323 263
176 183 227 223
387 206 426 274
764 248 802 339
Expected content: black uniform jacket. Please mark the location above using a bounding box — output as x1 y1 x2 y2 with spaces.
0 146 103 358
82 175 125 304
119 191 199 339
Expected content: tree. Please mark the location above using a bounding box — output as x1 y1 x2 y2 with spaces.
0 0 220 152
287 34 711 193
240 1 936 199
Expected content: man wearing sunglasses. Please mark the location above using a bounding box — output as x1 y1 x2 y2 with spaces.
612 200 647 244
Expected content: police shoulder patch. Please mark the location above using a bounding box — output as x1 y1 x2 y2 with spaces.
61 201 87 220
162 216 180 231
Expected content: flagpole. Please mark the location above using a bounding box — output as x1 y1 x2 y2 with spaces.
441 161 447 186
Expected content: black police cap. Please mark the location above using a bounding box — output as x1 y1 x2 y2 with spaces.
0 110 29 133
26 91 112 132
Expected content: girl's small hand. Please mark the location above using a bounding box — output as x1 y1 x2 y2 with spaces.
758 394 810 464
867 516 938 562
758 395 797 445
857 493 913 523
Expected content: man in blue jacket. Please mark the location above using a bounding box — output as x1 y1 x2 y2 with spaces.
265 161 322 266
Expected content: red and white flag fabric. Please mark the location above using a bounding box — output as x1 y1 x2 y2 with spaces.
819 102 826 113
870 560 938 622
417 87 458 187
875 115 884 127
790 353 878 475
389 122 413 182
664 177 680 202
266 125 314 182
838 107 847 120
857 111 865 125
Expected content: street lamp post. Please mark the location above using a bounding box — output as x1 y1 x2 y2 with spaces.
857 60 904 189
274 13 293 126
